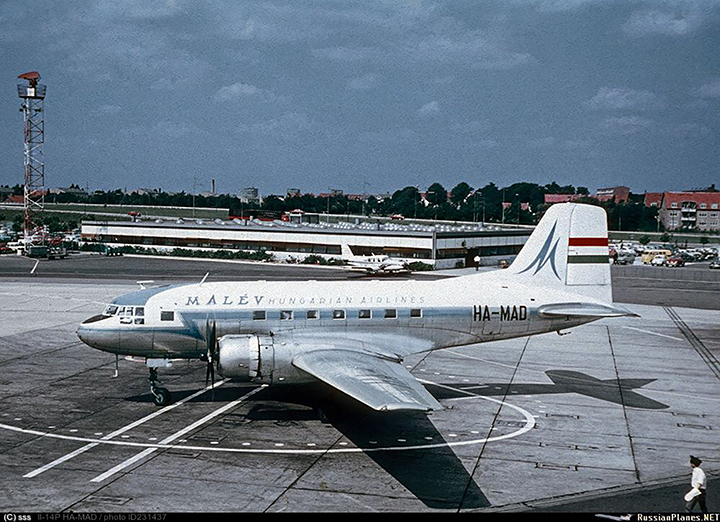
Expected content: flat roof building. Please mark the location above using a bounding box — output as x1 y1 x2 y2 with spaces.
81 217 531 269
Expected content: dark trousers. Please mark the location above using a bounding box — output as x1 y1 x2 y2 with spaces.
685 489 707 513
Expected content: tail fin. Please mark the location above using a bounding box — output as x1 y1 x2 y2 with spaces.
341 244 354 258
506 203 612 303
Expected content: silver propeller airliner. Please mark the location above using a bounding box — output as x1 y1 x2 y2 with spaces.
77 203 636 410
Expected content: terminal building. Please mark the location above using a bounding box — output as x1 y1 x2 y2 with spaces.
80 216 532 269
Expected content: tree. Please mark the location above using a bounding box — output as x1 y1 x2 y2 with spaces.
449 182 473 207
426 183 447 207
389 186 420 217
477 182 503 222
639 235 651 246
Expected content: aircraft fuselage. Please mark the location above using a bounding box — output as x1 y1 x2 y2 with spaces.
77 277 594 362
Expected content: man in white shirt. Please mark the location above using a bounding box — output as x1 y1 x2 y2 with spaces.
685 455 707 513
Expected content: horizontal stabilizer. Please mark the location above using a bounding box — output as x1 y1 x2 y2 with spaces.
538 302 639 319
293 349 443 412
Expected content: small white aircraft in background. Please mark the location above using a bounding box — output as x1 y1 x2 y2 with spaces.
340 244 410 275
77 203 636 410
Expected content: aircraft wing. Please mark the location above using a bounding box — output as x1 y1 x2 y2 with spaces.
292 349 443 412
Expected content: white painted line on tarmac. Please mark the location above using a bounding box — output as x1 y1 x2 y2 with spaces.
3 380 537 457
90 386 266 483
23 379 231 478
621 326 683 342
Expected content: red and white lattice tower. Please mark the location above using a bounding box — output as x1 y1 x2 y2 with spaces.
17 71 46 246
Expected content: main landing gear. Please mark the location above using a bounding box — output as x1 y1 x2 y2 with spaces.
148 367 172 406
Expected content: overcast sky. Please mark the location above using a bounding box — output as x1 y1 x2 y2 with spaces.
1 0 719 196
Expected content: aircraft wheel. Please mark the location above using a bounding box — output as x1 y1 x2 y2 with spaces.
152 387 172 407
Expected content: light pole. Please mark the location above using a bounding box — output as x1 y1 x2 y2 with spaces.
501 188 506 224
426 190 437 220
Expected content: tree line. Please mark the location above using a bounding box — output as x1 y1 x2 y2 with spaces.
1 180 661 232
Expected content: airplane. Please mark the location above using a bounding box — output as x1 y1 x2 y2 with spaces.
340 243 410 275
77 203 636 410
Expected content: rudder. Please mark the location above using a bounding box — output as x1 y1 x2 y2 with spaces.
506 203 612 303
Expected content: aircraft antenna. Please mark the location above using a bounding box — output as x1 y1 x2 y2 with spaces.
17 71 46 251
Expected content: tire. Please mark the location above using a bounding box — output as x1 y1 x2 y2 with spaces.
152 387 171 407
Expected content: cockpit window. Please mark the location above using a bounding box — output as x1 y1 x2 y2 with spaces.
104 305 146 318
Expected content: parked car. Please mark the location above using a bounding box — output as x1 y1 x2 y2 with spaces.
666 255 685 267
616 252 636 265
710 258 720 270
650 254 667 266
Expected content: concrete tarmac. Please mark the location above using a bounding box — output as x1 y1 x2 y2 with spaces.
0 255 718 513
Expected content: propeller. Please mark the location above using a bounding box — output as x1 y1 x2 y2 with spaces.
205 318 218 394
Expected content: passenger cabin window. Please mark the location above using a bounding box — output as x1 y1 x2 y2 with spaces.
280 310 293 320
359 309 371 319
160 311 174 322
104 305 118 316
253 311 266 321
333 310 346 320
307 310 319 320
384 309 397 319
135 307 144 317
410 309 422 318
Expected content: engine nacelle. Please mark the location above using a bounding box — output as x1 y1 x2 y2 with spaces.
216 334 272 383
217 334 309 385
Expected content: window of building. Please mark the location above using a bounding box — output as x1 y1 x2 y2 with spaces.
160 311 174 321
384 309 397 319
253 310 266 321
307 310 319 320
712 203 718 209
410 309 422 318
333 310 346 320
701 203 707 209
359 309 371 319
280 310 293 320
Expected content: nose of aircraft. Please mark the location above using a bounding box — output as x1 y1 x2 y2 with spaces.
77 314 109 349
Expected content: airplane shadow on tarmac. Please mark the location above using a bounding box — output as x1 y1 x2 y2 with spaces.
427 370 670 410
126 369 667 510
245 384 491 510
128 382 490 510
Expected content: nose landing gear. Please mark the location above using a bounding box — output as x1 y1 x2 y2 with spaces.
148 367 172 407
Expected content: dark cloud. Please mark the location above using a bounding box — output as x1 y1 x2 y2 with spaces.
1 0 719 194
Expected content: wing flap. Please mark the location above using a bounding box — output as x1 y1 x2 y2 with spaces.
293 349 442 412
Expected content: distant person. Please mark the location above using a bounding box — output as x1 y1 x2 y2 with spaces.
685 455 707 513
474 255 480 271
